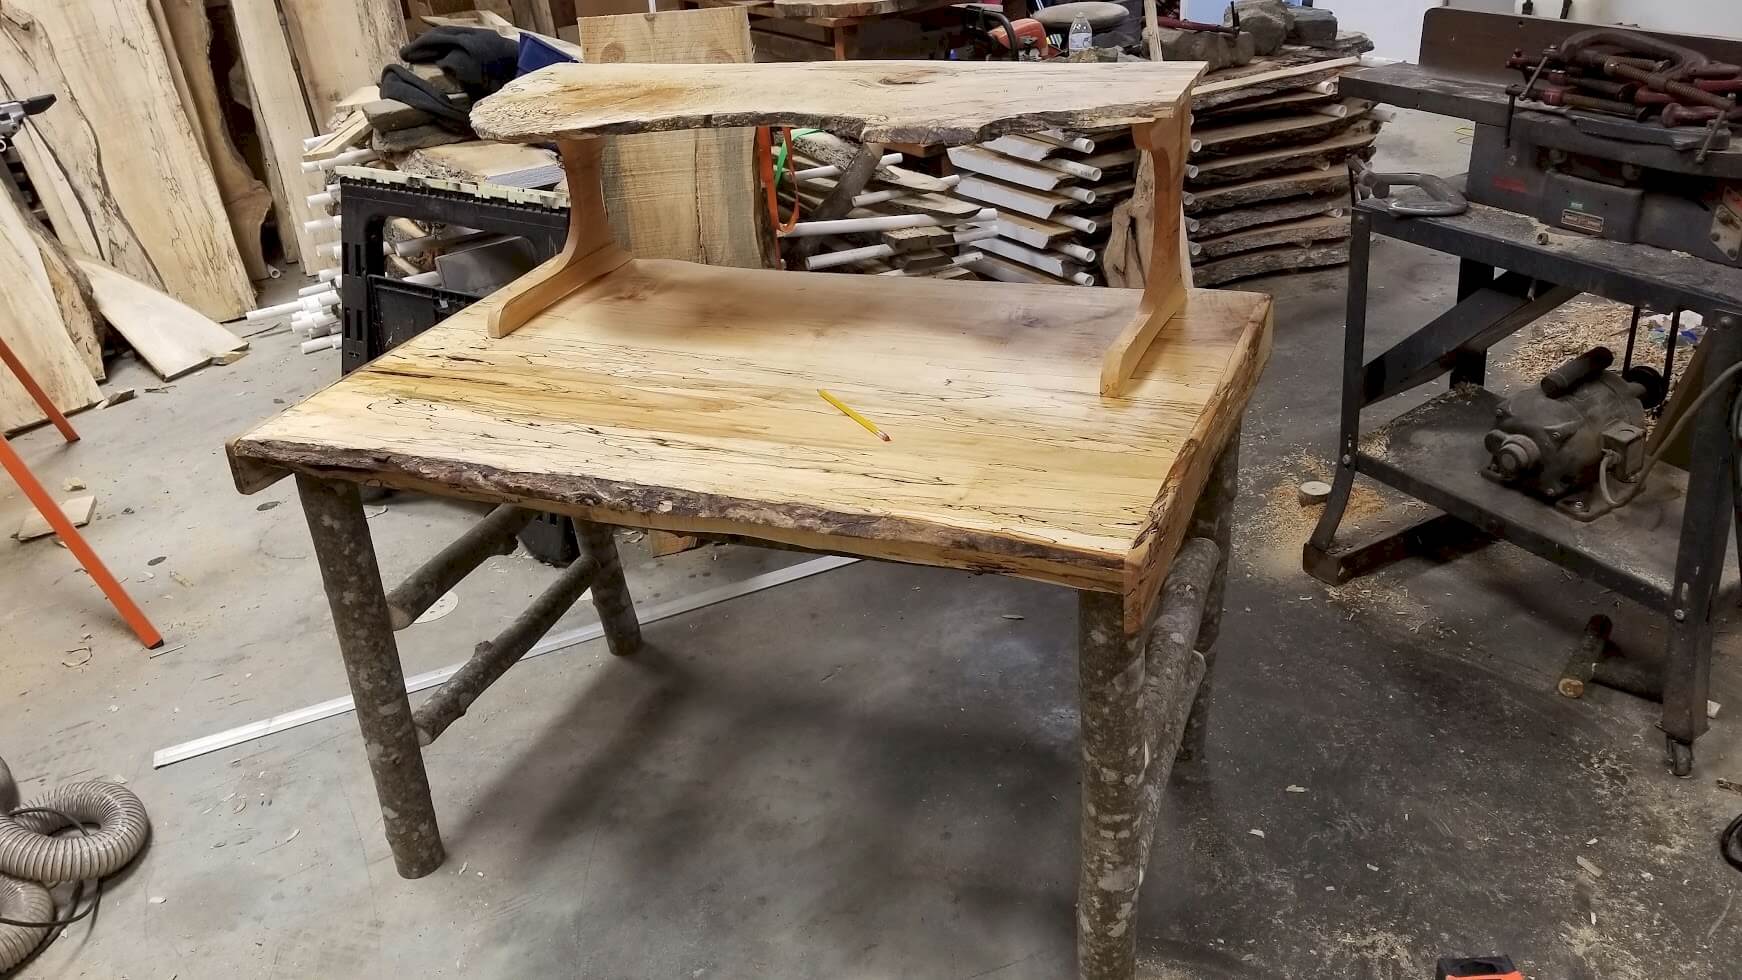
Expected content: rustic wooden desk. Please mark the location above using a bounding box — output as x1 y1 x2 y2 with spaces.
227 61 1273 980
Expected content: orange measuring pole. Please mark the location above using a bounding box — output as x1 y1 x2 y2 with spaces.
0 337 162 649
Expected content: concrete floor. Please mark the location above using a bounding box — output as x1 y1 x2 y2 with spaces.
1 110 1739 979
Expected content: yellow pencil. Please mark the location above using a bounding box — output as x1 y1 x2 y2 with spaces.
818 388 891 442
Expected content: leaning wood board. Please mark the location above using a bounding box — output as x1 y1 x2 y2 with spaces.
577 8 768 270
472 61 1203 145
230 262 1271 629
230 0 329 272
76 257 248 381
0 184 102 433
0 0 254 320
154 0 275 282
282 0 406 125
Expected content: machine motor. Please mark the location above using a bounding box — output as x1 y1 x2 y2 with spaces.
1483 345 1665 507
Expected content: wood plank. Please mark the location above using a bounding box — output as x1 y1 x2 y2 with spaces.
231 0 328 272
1193 239 1350 287
1192 102 1371 157
473 61 1201 145
74 256 248 381
1192 213 1348 260
0 0 255 319
1192 58 1357 111
981 133 1058 162
396 141 563 186
0 183 103 433
1192 191 1346 238
1184 167 1352 215
947 145 1074 192
1198 87 1336 119
1188 124 1377 186
28 222 104 381
281 0 407 125
977 236 1087 281
155 0 274 282
305 111 373 161
956 175 1080 220
16 494 96 542
792 133 952 191
577 8 768 270
994 211 1077 249
229 261 1272 608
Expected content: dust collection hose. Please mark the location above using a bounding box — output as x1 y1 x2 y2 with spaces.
0 756 149 973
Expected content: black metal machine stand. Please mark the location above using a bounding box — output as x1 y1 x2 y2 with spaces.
1304 190 1742 777
336 172 578 564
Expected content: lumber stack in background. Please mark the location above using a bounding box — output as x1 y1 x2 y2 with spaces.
1181 51 1378 288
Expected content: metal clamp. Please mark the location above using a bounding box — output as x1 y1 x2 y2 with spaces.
1350 159 1469 218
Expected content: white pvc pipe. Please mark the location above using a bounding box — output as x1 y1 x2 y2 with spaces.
301 335 341 354
303 216 339 233
306 190 336 208
1059 242 1097 263
401 270 442 286
1070 271 1096 287
807 243 892 271
1057 214 1097 234
851 174 960 208
246 296 306 321
299 278 340 296
298 290 339 311
301 148 374 172
791 153 901 182
874 250 985 277
394 226 480 258
317 267 340 283
952 224 997 245
1059 186 1096 205
780 207 995 239
302 136 323 150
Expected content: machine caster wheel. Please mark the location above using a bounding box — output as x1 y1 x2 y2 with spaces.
1667 737 1694 778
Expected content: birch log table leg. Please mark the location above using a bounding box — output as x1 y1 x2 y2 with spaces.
575 522 643 657
1077 433 1237 979
298 476 444 878
1181 429 1239 763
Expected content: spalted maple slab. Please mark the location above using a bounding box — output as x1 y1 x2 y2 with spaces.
229 262 1269 629
472 61 1202 146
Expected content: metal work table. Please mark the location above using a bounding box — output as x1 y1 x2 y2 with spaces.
1306 195 1742 776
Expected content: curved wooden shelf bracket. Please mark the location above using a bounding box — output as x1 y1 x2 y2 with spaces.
1099 110 1193 397
487 138 630 339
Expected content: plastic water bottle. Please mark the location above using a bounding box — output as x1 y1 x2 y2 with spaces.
1068 12 1093 54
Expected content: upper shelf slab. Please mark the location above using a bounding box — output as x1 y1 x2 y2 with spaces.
471 60 1205 146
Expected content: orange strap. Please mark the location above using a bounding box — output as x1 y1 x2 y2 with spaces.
758 126 801 234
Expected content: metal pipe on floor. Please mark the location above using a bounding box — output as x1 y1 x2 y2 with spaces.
413 553 601 745
384 505 539 630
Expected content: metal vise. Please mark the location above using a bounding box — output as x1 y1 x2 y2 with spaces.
1483 346 1663 504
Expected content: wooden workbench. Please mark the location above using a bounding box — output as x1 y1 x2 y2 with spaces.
228 60 1272 980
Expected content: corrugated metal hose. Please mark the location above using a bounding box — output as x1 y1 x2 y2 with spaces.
0 756 149 973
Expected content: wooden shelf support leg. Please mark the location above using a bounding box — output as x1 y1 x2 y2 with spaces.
297 475 444 878
1100 112 1193 397
576 522 643 657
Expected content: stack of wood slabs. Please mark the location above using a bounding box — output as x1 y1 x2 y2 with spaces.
950 129 1139 288
779 133 993 279
281 0 406 125
1184 56 1377 287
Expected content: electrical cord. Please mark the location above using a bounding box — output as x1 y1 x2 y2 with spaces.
1584 361 1742 519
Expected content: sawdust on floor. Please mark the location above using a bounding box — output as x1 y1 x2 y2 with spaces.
1242 448 1443 634
1500 296 1692 393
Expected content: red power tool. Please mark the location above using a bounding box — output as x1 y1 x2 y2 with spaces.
1438 956 1525 980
